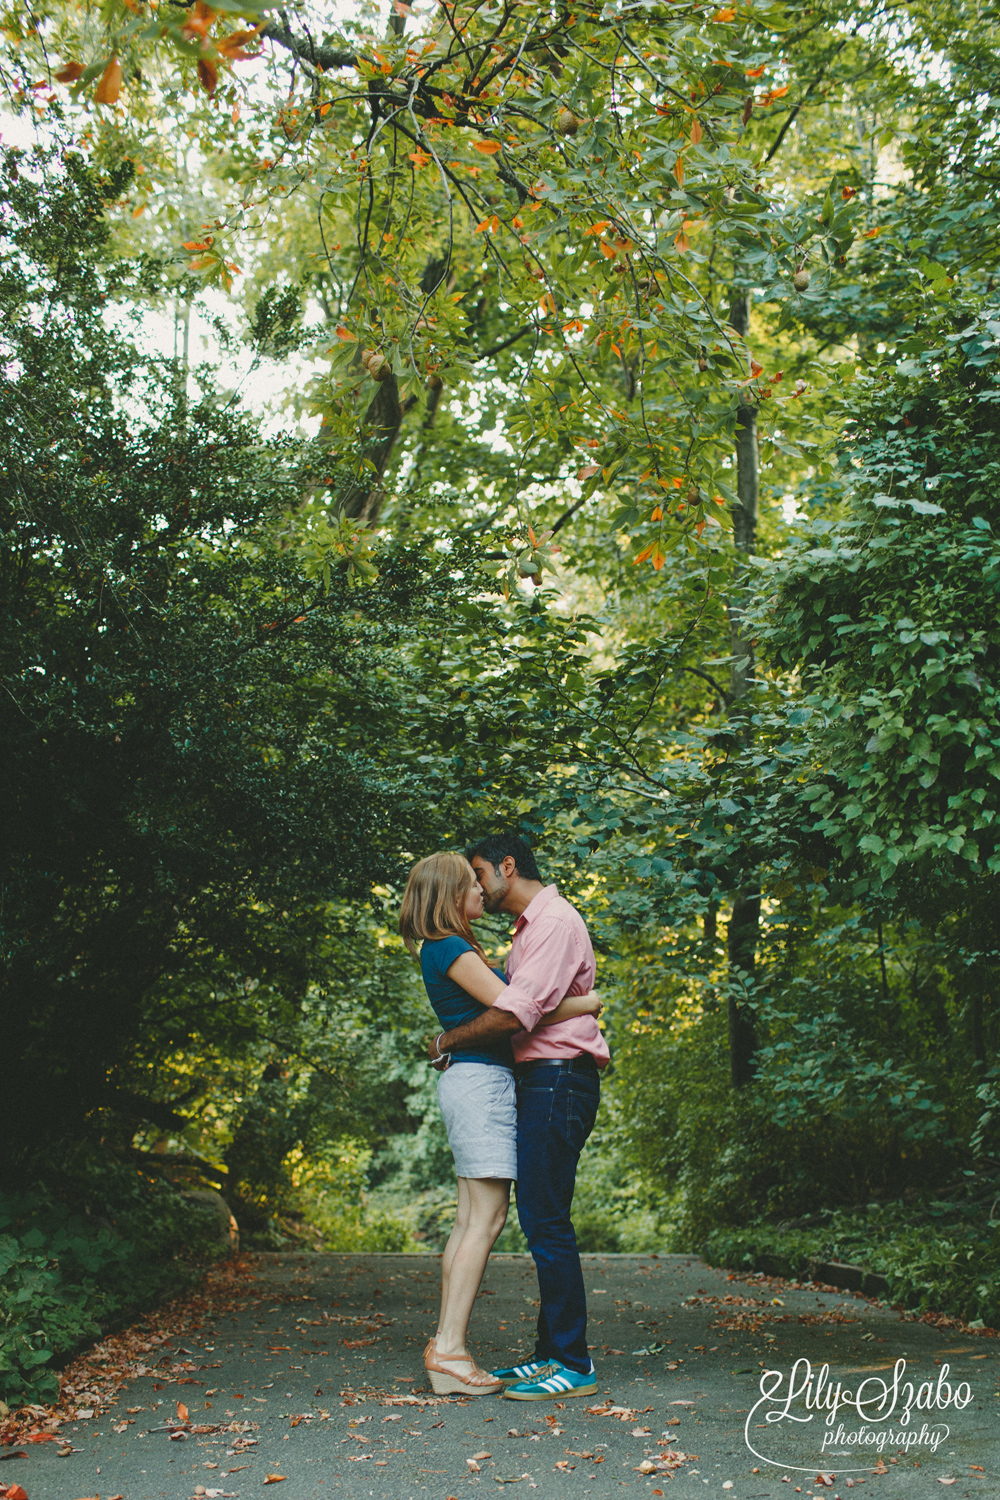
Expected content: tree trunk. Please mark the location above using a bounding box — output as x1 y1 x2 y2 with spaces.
727 292 759 700
338 373 406 522
726 290 761 1088
727 889 760 1087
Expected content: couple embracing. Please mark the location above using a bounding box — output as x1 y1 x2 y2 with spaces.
398 832 609 1401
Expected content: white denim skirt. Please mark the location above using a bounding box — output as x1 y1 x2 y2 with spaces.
437 1062 517 1180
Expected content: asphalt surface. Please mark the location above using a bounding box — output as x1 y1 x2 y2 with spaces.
20 1252 1000 1500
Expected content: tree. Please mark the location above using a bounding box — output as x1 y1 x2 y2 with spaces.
0 144 493 1162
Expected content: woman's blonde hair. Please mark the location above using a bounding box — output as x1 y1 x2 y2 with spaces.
398 851 486 960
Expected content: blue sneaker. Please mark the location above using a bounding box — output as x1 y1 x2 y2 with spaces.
489 1358 552 1386
503 1359 598 1400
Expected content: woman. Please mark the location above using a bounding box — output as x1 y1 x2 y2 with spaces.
398 850 601 1395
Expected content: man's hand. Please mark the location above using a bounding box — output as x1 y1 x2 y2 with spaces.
427 1034 451 1072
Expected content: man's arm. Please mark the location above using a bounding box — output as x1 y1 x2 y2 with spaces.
429 1007 521 1064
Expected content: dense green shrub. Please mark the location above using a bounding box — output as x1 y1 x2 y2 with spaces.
0 1154 227 1406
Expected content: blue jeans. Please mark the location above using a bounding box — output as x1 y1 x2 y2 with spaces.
514 1060 601 1374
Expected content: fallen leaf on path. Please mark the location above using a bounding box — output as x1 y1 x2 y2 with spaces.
176 1403 189 1421
554 1461 575 1471
25 1433 60 1443
471 1451 491 1461
0 1453 27 1463
631 1427 651 1436
2 1487 28 1500
466 1459 481 1472
263 1475 287 1485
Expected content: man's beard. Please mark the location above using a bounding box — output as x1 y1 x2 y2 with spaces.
481 884 507 913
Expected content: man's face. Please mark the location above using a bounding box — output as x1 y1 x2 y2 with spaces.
471 854 512 913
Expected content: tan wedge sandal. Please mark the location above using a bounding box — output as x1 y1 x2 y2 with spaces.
423 1343 502 1396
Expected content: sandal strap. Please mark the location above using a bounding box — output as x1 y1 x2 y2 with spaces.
425 1352 499 1385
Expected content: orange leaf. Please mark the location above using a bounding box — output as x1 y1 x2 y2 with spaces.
745 65 765 77
578 464 600 480
674 229 690 252
652 547 666 570
216 27 262 61
610 341 622 357
335 325 357 342
599 240 618 258
197 57 218 95
674 155 685 184
650 506 662 520
474 217 491 233
182 238 213 250
864 226 882 238
750 358 763 377
713 7 736 18
132 202 146 218
264 1477 287 1486
474 139 502 153
177 1402 189 1421
633 544 654 565
94 56 122 105
841 184 856 199
583 220 611 236
5 1488 28 1500
690 119 702 144
408 150 431 167
55 61 85 82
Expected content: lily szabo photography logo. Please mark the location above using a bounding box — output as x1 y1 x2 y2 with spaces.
744 1358 972 1474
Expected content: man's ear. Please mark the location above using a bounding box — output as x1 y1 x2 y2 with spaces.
501 855 517 880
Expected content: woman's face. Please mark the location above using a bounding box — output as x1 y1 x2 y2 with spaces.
464 867 485 921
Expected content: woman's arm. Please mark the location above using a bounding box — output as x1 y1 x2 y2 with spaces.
445 950 510 1006
445 952 601 1026
540 990 602 1027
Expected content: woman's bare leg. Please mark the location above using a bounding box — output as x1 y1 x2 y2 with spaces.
436 1177 510 1359
436 1177 472 1341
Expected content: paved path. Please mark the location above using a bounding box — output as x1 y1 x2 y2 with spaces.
22 1253 1000 1500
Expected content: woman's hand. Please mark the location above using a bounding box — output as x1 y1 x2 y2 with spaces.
427 1033 451 1072
579 989 603 1017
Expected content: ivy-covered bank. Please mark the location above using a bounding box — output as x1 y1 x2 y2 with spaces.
706 1197 1000 1328
0 1157 230 1408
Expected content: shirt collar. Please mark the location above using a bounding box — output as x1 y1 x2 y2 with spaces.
513 884 559 932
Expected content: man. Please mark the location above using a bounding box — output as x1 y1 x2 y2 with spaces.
427 833 610 1400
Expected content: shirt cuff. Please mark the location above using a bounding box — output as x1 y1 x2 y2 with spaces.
493 985 542 1033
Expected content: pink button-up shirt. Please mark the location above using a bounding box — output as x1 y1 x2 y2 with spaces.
493 885 610 1066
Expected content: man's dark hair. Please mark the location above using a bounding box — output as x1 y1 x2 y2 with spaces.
466 832 542 883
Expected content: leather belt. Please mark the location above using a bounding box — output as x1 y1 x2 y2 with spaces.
514 1056 600 1076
